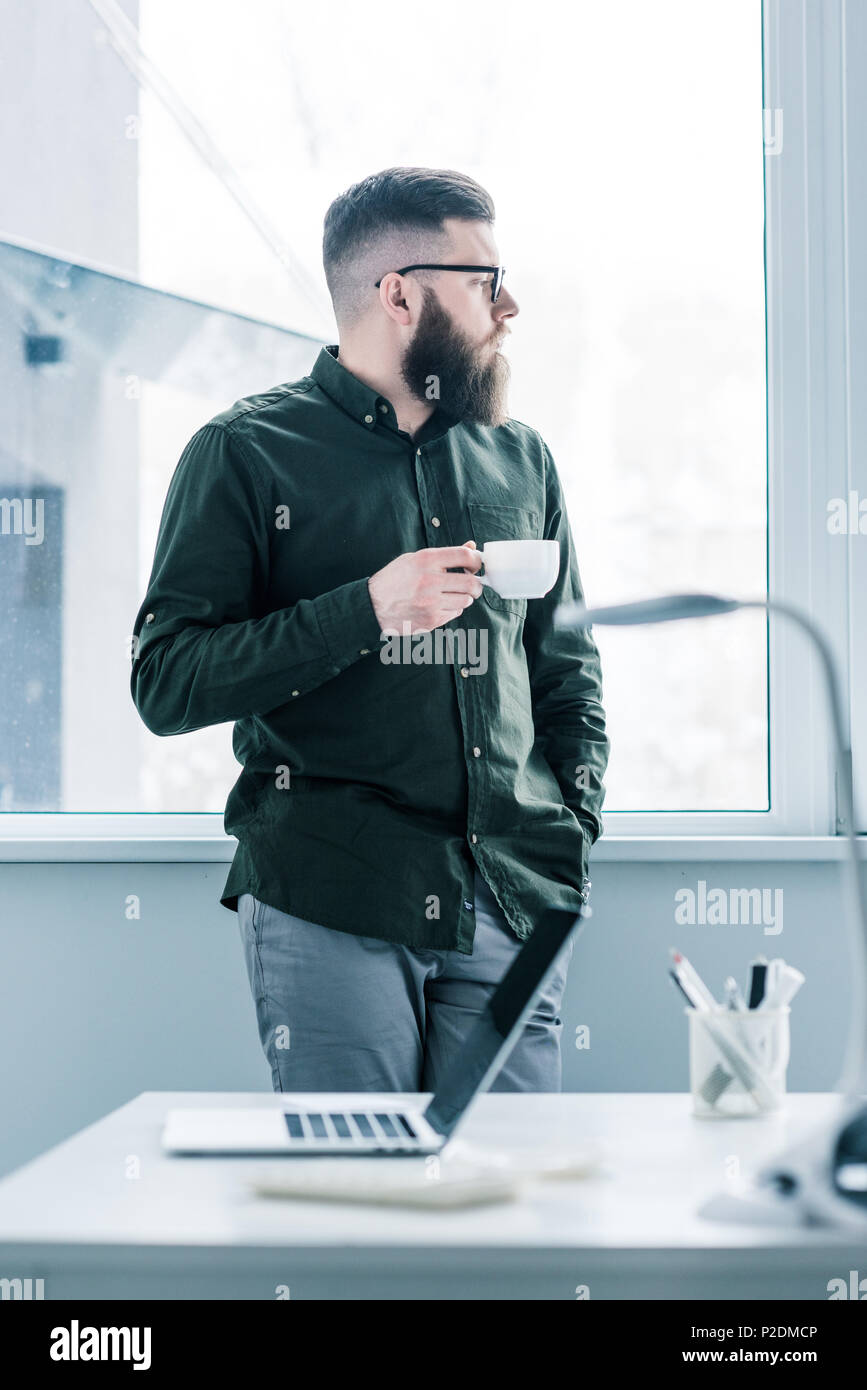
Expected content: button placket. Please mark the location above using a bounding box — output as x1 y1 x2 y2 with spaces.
414 440 488 876
413 445 451 550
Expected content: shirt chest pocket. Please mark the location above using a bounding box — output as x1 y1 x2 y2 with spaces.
467 502 542 619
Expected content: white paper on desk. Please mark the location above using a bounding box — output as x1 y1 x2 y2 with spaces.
248 1141 602 1209
249 1156 523 1209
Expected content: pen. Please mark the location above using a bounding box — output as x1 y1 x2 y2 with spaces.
670 949 719 1010
759 963 805 1011
669 966 708 1013
746 955 769 1009
724 976 747 1011
669 969 737 1108
765 958 784 1002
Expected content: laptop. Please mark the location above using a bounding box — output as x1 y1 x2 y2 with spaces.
162 897 589 1156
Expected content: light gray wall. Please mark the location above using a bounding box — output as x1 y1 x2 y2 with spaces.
0 855 848 1177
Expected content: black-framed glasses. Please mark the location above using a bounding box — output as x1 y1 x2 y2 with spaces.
374 264 506 303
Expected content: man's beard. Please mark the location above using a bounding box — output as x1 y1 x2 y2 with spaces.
399 285 511 427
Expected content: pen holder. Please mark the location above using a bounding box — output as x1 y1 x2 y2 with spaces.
686 1006 790 1117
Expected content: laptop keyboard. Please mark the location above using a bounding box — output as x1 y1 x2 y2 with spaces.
283 1111 418 1145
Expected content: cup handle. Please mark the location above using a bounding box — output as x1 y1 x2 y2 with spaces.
472 549 489 585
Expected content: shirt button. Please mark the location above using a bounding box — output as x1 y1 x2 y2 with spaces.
431 516 441 527
460 667 469 678
378 403 388 413
416 448 421 457
364 414 374 424
471 833 478 844
472 746 481 757
359 648 370 655
291 689 300 697
145 613 154 624
463 900 474 912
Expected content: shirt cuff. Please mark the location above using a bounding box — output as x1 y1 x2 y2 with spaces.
313 576 383 673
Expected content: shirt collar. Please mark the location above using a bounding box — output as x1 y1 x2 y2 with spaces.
309 343 457 441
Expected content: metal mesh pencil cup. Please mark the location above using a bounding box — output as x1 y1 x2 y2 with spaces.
687 1006 790 1117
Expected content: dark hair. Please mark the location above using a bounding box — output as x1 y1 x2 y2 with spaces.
322 166 495 326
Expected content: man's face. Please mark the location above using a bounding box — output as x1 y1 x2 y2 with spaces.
399 219 519 427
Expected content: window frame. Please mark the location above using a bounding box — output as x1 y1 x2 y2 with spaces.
843 0 867 835
0 0 862 860
591 0 860 841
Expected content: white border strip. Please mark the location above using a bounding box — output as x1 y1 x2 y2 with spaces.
0 835 862 863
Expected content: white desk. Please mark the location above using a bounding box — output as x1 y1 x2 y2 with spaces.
0 1092 863 1300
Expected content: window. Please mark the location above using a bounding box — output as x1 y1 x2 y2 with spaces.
136 0 769 815
0 0 859 841
0 240 318 812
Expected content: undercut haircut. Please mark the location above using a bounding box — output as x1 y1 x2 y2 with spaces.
322 166 496 329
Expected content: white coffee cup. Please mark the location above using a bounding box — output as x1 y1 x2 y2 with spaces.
476 539 560 599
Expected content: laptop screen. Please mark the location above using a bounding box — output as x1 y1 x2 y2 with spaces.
423 903 587 1139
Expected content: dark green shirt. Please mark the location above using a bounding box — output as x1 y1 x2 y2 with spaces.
131 344 609 952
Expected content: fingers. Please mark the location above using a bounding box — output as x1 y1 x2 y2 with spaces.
446 568 480 590
428 544 482 572
441 601 475 624
439 571 483 594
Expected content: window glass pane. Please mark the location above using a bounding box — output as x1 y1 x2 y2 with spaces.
139 0 771 814
0 242 315 810
2 0 767 813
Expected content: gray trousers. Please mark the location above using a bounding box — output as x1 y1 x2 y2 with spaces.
237 867 574 1094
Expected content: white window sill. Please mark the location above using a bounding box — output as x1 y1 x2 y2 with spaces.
0 834 863 863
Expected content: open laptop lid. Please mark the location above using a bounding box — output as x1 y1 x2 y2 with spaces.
423 900 588 1140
